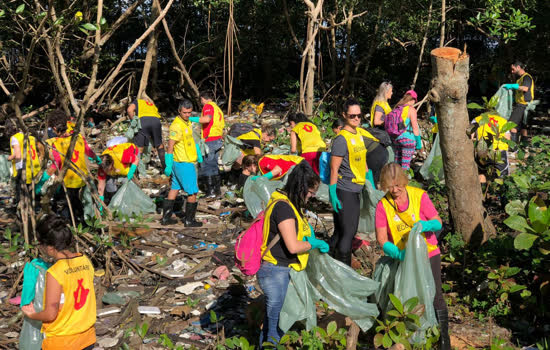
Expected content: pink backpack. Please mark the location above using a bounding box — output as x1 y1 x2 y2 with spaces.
384 105 409 139
234 199 287 275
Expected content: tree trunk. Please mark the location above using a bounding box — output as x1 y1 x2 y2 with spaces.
137 0 160 99
430 47 496 245
342 8 353 93
440 0 446 47
411 0 433 90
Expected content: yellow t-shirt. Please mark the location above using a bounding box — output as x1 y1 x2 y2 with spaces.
292 122 326 153
137 99 161 118
169 117 198 163
41 254 96 350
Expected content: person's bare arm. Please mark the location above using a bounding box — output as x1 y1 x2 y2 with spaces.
330 155 343 186
167 139 176 154
376 225 389 247
98 178 106 197
253 147 262 156
373 111 384 126
409 107 420 136
290 131 298 153
21 272 61 322
127 103 136 119
270 165 282 178
277 218 311 254
8 143 21 161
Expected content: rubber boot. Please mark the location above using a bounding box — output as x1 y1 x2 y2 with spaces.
205 176 216 198
184 201 203 227
161 199 178 225
436 309 451 350
510 132 519 152
213 174 222 196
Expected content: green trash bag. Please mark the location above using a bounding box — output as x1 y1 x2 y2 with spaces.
523 100 539 125
243 176 285 218
419 133 444 182
494 85 514 120
19 260 48 350
81 185 95 221
372 224 437 342
358 182 386 234
0 155 10 183
386 146 395 163
221 135 244 169
279 249 380 332
271 145 290 155
108 180 156 216
315 183 330 204
124 117 141 140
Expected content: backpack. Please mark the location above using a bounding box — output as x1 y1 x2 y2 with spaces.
229 123 257 138
365 127 392 147
234 199 287 275
384 105 409 139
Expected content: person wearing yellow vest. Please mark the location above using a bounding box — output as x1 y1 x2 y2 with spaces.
288 112 326 175
503 61 535 146
471 114 510 183
188 91 225 198
97 142 140 210
258 161 328 346
250 154 305 181
39 110 99 222
391 90 421 171
375 163 449 350
6 119 42 207
370 81 393 130
236 125 276 157
22 215 96 350
162 100 204 227
126 98 166 170
329 99 372 266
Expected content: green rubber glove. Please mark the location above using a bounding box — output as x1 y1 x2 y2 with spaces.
95 155 102 165
503 83 519 90
414 135 422 150
127 164 137 180
414 219 442 233
164 153 174 176
383 241 405 261
263 171 274 180
304 235 329 253
329 184 342 213
308 223 316 239
195 144 203 163
429 115 438 124
35 172 50 194
250 175 260 181
189 116 201 123
98 195 105 214
366 169 375 188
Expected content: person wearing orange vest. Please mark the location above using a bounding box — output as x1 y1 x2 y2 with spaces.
188 91 225 198
39 110 99 222
503 61 535 146
22 215 96 350
288 113 326 175
375 163 449 350
126 98 166 170
251 154 306 181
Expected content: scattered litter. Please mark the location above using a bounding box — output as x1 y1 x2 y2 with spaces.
137 306 161 315
97 307 122 317
176 282 204 295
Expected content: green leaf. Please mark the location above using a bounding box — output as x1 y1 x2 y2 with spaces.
403 297 419 312
505 200 525 216
514 232 538 250
210 310 217 323
100 17 107 25
396 322 407 335
512 174 530 190
82 23 98 31
406 313 421 326
504 215 531 232
374 334 384 348
389 294 404 314
504 266 521 277
326 321 337 336
501 121 517 133
509 284 526 293
467 102 484 110
16 4 25 14
389 329 400 343
387 310 402 318
382 333 393 348
0 10 5 17
520 289 531 298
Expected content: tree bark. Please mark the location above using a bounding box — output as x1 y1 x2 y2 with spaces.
138 0 160 99
440 0 446 47
430 47 496 245
411 0 433 90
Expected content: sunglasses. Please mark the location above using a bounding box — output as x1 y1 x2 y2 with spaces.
347 114 362 119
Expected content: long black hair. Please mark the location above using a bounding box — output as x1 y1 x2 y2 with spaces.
37 214 73 252
281 161 320 214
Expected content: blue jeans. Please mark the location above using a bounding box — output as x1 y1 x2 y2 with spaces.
199 139 222 176
257 262 291 346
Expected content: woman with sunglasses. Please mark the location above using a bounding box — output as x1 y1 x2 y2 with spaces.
329 99 369 265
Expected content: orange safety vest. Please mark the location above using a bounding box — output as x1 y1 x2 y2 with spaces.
201 101 225 141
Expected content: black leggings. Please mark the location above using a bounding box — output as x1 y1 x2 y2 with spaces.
430 254 447 311
367 145 389 184
134 116 163 148
332 188 360 256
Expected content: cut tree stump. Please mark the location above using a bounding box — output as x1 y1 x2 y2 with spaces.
430 47 496 244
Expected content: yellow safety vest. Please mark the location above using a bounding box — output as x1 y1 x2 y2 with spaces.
474 114 509 151
370 101 391 126
338 129 367 185
137 99 161 118
258 154 304 180
67 121 76 134
101 143 137 176
201 101 225 139
169 117 198 163
10 133 41 184
515 73 534 105
261 191 310 271
292 122 326 153
357 127 380 142
381 186 439 255
238 128 262 156
52 134 89 188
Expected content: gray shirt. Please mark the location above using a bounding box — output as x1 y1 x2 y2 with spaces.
331 134 364 193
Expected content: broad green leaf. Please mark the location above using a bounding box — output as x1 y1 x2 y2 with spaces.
382 333 393 348
0 10 5 17
528 198 546 224
374 334 384 348
224 338 234 348
387 310 402 318
514 232 538 250
396 322 407 335
520 289 531 298
389 329 400 343
512 174 530 190
406 313 421 326
501 121 517 133
509 284 526 293
82 23 98 31
16 4 25 14
538 182 550 191
389 294 404 314
239 337 249 348
100 17 107 25
403 296 419 313
504 266 521 277
505 200 525 216
326 321 337 336
279 334 289 344
488 95 499 109
467 102 484 110
504 215 531 232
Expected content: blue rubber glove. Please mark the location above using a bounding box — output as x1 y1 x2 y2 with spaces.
35 172 50 194
164 153 174 176
250 175 260 181
414 135 422 150
503 83 519 90
195 144 203 163
304 235 329 253
329 184 342 213
366 169 375 188
98 195 105 214
263 171 275 180
383 241 405 261
413 219 442 233
127 164 137 180
189 116 201 123
429 115 438 124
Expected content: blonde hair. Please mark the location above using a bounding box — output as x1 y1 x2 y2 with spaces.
379 163 409 192
373 82 392 103
394 94 415 109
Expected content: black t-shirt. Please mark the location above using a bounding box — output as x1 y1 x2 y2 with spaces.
521 75 533 103
238 173 249 189
240 138 261 150
267 200 299 267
